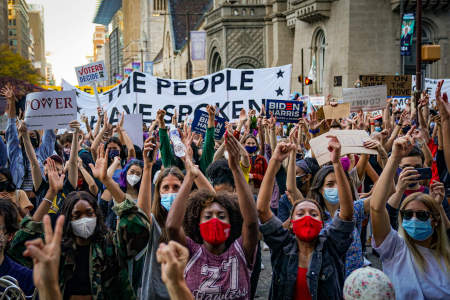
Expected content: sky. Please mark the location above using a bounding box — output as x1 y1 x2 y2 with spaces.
29 0 98 85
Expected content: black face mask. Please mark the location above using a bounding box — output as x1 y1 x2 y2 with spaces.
296 176 304 190
30 137 39 148
0 181 8 191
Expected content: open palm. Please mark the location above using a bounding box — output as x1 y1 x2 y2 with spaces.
89 145 108 182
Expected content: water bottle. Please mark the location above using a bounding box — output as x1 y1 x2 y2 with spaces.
169 127 186 157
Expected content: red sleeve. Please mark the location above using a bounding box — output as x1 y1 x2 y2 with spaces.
233 130 240 140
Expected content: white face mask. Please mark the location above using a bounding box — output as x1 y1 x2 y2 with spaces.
127 174 141 186
71 217 97 239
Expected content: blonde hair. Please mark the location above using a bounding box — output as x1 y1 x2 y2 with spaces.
398 192 450 273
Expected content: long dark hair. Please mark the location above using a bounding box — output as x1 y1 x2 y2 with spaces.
118 159 144 192
104 137 126 166
308 165 356 217
152 167 184 242
0 168 16 192
59 191 108 247
184 189 243 248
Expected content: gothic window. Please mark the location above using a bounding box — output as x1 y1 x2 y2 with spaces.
314 29 326 93
211 50 223 73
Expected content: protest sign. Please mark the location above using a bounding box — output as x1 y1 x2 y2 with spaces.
265 99 303 123
323 103 350 120
371 110 383 120
309 96 325 106
24 91 77 130
343 85 387 112
415 78 450 99
310 130 377 165
75 61 108 85
62 65 292 127
392 96 411 110
123 113 144 149
191 110 227 140
359 75 411 97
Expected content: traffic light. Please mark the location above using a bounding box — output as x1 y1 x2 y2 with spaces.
304 77 313 85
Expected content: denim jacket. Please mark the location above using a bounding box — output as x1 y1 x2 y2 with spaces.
260 215 354 300
6 118 56 188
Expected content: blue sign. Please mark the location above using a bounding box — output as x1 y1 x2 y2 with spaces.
143 61 154 75
266 99 304 123
191 110 226 140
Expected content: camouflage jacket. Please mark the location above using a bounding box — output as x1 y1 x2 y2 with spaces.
8 198 151 300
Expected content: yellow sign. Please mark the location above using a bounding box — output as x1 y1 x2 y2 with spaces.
41 84 118 95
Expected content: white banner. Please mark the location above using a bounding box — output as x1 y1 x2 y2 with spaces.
412 76 450 99
24 91 78 130
343 85 387 112
63 65 292 127
123 114 144 148
75 61 108 85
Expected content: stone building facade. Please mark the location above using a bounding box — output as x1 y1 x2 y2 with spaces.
7 0 32 60
0 0 7 45
206 0 450 97
28 4 46 78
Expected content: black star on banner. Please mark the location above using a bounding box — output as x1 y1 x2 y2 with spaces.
276 69 284 78
275 87 284 96
75 91 80 97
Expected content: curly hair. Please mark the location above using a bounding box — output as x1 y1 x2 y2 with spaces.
59 191 108 248
183 189 243 248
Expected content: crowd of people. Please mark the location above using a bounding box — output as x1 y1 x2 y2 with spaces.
0 79 448 300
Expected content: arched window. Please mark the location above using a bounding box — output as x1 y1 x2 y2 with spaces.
314 30 326 93
211 50 223 73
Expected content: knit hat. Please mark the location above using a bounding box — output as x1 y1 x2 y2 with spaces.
343 267 395 300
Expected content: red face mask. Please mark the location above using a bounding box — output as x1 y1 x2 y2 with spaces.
292 216 323 242
199 218 231 246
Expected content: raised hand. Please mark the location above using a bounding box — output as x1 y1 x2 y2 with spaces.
156 241 190 287
0 83 15 100
143 137 158 166
306 111 324 131
289 125 299 144
89 145 109 182
156 109 166 126
17 120 28 137
24 215 64 300
327 135 341 163
396 167 419 191
47 158 65 193
224 131 241 170
69 120 81 133
392 127 415 159
207 105 216 118
272 142 296 163
363 138 382 151
239 109 248 124
117 112 125 130
430 181 445 206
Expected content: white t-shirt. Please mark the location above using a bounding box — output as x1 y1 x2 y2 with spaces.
373 228 450 300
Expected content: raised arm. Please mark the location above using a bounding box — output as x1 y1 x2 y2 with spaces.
138 137 157 218
77 158 98 196
66 121 80 189
435 80 450 172
199 105 216 173
257 142 294 223
91 113 110 161
286 127 303 202
371 133 414 246
18 122 43 191
327 135 353 221
213 141 226 162
226 132 258 262
89 145 126 203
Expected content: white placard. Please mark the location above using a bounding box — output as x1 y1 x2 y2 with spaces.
343 85 387 112
123 113 144 149
309 96 325 106
24 91 77 130
62 65 292 127
75 61 108 85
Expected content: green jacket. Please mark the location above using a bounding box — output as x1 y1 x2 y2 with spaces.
8 199 150 300
159 126 215 173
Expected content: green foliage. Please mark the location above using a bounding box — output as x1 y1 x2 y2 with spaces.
0 45 43 85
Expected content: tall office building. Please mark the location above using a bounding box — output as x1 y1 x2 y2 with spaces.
28 3 46 78
7 0 32 60
0 0 8 45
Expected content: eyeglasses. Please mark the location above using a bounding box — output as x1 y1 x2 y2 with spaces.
400 210 431 222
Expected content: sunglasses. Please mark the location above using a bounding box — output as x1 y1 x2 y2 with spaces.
400 210 431 222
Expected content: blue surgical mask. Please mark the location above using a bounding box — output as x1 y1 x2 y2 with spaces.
402 218 433 241
245 145 257 154
160 193 177 211
374 126 382 132
323 187 339 205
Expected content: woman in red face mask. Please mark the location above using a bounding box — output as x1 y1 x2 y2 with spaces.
166 132 259 300
257 139 355 300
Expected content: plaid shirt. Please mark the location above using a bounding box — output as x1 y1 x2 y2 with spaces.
250 154 268 188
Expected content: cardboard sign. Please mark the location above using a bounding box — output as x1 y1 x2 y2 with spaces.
191 110 226 140
309 96 325 106
75 61 108 85
359 75 411 97
392 96 411 110
24 91 77 130
266 99 303 123
310 130 378 165
323 103 351 120
343 85 387 112
123 113 144 149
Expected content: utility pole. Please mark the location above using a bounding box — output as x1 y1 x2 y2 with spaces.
415 0 422 123
301 48 304 95
186 12 192 79
140 49 144 72
400 0 404 74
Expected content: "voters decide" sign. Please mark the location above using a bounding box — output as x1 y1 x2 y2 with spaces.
75 61 108 85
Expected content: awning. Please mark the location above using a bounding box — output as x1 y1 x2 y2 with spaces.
93 0 122 25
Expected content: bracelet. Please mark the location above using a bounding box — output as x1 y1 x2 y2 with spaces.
309 128 320 135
